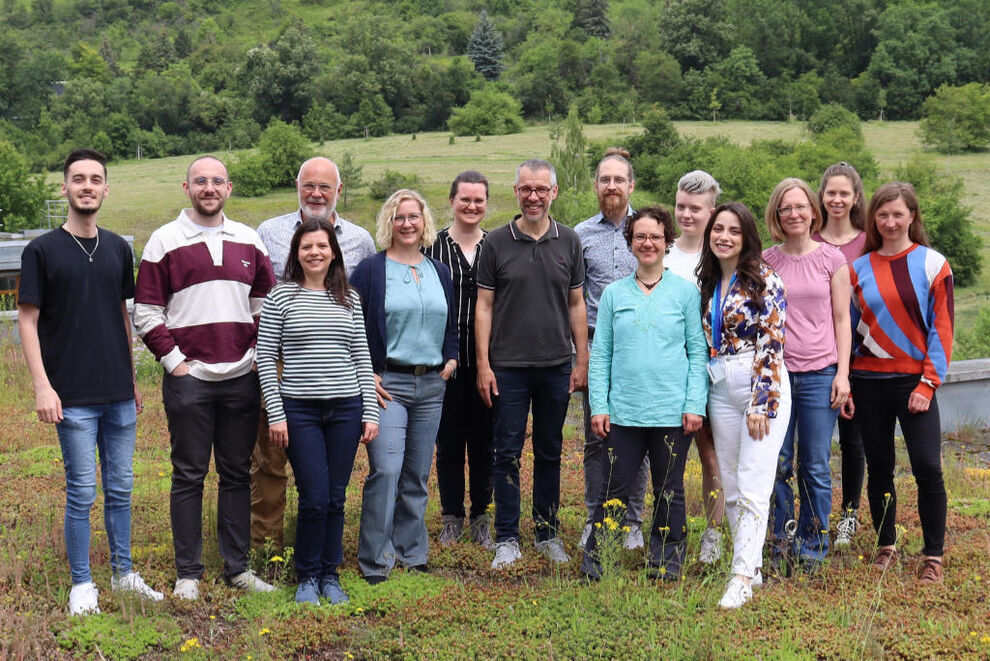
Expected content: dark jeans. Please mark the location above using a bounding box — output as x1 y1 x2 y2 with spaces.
163 371 260 580
583 425 691 576
283 396 363 580
491 364 571 543
838 416 865 512
852 375 946 556
436 366 493 519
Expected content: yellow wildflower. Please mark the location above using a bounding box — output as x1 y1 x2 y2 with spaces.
258 628 271 636
180 637 201 652
269 555 285 563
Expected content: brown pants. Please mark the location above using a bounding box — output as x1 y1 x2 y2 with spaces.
250 406 290 549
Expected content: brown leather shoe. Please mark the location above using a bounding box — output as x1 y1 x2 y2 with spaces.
872 546 899 571
918 556 944 584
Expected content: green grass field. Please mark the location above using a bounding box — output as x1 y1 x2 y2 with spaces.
55 120 990 325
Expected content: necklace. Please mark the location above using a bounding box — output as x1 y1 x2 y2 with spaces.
635 270 662 290
66 228 99 263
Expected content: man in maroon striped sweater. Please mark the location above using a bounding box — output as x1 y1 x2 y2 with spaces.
134 155 276 600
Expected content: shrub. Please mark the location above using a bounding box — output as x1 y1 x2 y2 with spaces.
257 119 313 188
919 83 990 153
369 170 421 200
448 88 524 136
806 103 862 139
229 152 277 197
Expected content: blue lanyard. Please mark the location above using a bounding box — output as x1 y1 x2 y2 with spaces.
711 272 737 357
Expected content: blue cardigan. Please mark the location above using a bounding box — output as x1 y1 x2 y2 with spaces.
350 250 459 374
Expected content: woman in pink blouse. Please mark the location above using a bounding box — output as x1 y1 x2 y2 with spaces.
814 162 867 548
698 202 790 609
763 178 851 576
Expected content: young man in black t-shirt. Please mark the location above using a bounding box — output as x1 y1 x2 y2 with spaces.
18 149 164 615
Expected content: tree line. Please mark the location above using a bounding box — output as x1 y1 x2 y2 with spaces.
2 0 990 171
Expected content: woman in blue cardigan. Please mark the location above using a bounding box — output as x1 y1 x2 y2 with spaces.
349 189 458 584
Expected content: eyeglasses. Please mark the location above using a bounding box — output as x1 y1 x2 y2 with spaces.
632 233 664 244
394 213 423 225
777 203 811 217
190 177 228 188
597 176 628 186
300 182 337 194
517 186 552 199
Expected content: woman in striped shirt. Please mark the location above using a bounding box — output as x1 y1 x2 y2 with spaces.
256 218 379 605
850 182 953 584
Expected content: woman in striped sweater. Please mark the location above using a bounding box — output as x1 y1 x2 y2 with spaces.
850 182 954 584
256 218 379 605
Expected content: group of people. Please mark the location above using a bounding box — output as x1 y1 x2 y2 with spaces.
19 147 952 616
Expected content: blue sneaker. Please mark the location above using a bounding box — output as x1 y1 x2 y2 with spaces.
320 575 349 605
295 578 320 605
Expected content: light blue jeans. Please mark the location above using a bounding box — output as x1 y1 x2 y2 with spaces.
55 400 137 584
358 370 445 578
772 365 839 562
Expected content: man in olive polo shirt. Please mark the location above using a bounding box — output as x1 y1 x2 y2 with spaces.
475 158 588 570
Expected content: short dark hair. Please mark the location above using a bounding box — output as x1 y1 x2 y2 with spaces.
449 170 489 200
63 149 107 179
624 205 676 254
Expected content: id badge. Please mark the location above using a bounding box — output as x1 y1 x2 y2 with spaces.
707 358 726 385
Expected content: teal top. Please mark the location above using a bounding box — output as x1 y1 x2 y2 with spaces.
384 256 447 366
589 271 709 427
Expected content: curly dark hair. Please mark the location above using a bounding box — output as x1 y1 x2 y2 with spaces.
697 202 767 312
284 218 353 308
623 205 676 255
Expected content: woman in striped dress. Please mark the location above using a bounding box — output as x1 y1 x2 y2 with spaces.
256 218 379 605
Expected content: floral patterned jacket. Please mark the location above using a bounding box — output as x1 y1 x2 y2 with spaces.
703 263 787 417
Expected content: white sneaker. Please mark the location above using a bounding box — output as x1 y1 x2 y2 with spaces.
835 512 858 547
111 571 164 601
68 582 100 615
623 524 645 550
578 523 592 549
229 570 276 593
491 539 522 569
534 537 571 564
699 527 723 564
173 578 200 600
752 568 763 588
718 576 753 609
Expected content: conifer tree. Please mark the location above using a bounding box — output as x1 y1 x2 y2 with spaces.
467 10 505 82
575 0 610 40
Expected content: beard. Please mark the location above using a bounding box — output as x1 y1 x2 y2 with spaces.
301 201 335 223
599 194 627 219
190 195 225 218
68 197 102 215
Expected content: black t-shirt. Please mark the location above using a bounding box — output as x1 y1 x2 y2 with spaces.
477 217 585 367
18 226 136 407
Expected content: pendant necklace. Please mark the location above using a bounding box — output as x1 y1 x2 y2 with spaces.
635 270 662 290
67 228 99 263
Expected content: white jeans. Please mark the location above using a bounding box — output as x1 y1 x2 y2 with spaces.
707 352 791 578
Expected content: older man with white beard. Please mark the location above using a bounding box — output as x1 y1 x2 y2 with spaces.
250 156 376 550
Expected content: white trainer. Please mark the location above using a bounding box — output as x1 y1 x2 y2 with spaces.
491 539 522 569
718 576 753 609
173 578 200 600
68 582 100 616
111 571 164 601
229 570 276 593
534 537 571 564
578 523 592 550
751 568 763 588
835 512 858 547
698 527 723 564
623 524 645 550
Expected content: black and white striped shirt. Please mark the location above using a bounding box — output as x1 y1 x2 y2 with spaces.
425 227 487 368
256 283 378 425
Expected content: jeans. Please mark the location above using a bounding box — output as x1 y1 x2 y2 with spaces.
358 370 446 578
583 425 691 575
56 400 137 584
581 388 649 526
709 353 791 578
771 364 838 562
435 366 493 520
838 415 865 513
163 371 260 580
852 375 946 556
491 364 571 543
283 396 363 580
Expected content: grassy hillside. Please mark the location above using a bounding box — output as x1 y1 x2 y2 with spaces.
57 120 990 324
